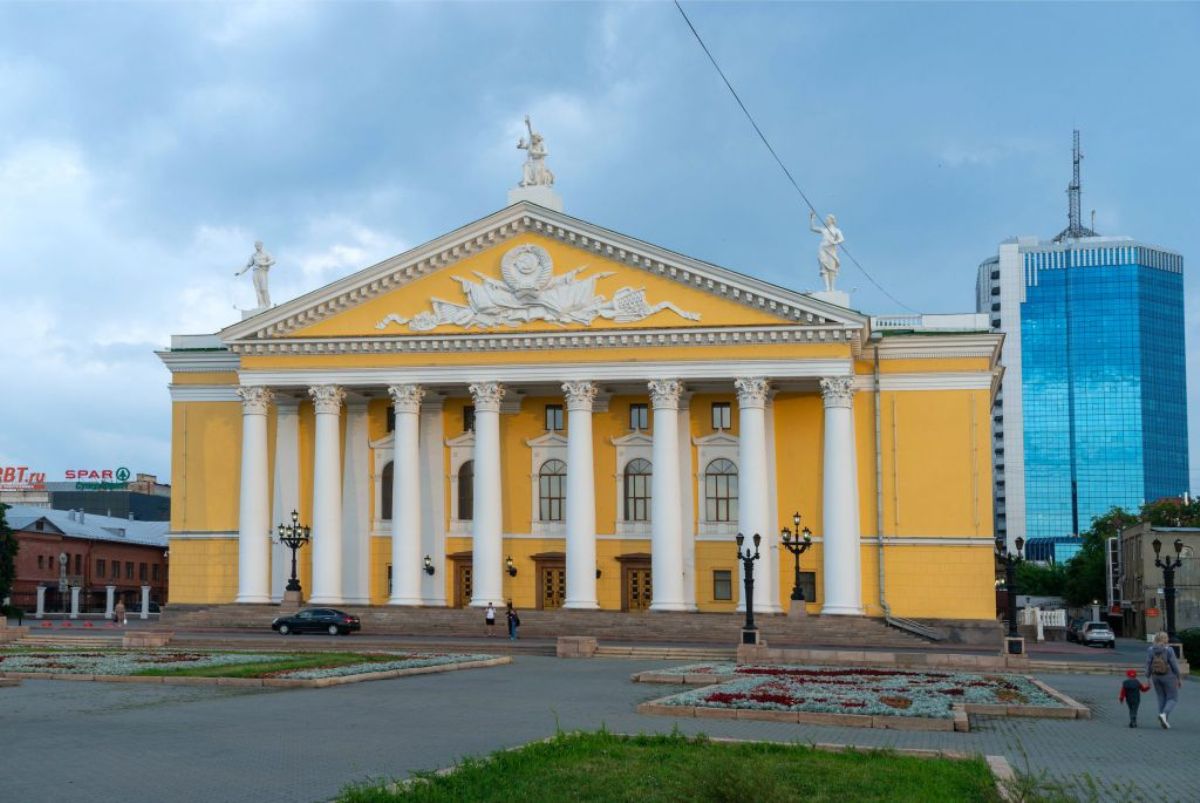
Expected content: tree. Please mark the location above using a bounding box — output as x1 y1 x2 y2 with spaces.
0 503 16 602
1062 507 1139 607
1016 560 1067 596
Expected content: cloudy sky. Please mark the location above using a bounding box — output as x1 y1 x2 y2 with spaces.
1 1 1197 491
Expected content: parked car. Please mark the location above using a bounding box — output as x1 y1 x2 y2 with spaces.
1066 618 1086 643
271 608 361 636
1079 621 1116 648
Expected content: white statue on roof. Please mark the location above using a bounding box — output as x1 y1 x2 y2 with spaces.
517 115 555 188
235 240 274 309
809 211 844 293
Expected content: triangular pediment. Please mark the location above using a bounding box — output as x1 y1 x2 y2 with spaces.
220 202 867 348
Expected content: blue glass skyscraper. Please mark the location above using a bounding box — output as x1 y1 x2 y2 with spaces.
977 133 1188 549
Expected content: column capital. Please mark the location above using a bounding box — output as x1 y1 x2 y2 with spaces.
648 379 683 410
468 381 505 413
388 383 425 415
734 377 771 410
819 376 855 409
236 386 274 415
309 384 346 415
562 380 598 412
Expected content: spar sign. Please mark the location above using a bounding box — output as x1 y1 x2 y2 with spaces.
0 465 48 491
65 466 132 490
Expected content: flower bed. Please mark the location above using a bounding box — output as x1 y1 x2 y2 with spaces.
0 651 278 676
272 653 497 680
653 664 1060 720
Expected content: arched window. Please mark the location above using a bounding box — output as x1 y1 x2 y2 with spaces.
624 458 652 522
539 459 567 522
381 461 394 520
704 458 738 523
458 460 474 521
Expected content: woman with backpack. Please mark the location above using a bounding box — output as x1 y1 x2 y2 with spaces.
1146 631 1183 729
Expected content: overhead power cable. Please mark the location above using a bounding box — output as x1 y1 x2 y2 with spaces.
673 1 918 313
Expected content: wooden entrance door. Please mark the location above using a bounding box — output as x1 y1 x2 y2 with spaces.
540 566 566 610
448 552 473 608
623 566 652 612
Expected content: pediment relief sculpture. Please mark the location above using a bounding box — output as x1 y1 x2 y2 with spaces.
375 244 701 332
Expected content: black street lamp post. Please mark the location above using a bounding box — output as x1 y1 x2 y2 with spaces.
737 532 761 644
1152 537 1184 644
276 510 311 595
997 536 1025 645
780 511 813 605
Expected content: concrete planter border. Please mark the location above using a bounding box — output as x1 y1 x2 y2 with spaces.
637 695 961 732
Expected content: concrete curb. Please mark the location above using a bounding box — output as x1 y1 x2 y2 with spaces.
0 656 512 688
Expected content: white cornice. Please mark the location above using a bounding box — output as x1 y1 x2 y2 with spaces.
852 372 996 392
156 350 240 373
217 202 869 344
227 323 855 357
238 358 854 389
869 333 1002 363
168 385 240 402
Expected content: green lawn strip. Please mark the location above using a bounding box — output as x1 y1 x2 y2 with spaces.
133 652 399 678
340 731 1001 803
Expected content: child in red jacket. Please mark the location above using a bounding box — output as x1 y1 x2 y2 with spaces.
1119 669 1151 728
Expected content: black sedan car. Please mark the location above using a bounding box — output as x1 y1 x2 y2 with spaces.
271 608 361 636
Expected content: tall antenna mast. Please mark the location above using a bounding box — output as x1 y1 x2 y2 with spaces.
1054 129 1097 241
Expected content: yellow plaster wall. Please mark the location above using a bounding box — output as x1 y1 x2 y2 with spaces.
290 233 790 339
168 538 237 604
170 401 243 533
171 371 239 385
879 545 997 619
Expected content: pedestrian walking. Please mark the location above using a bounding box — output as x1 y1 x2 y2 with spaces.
114 599 126 627
485 602 496 637
1119 669 1150 728
506 601 520 641
1146 631 1183 729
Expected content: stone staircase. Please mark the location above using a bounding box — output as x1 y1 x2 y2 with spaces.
162 605 935 650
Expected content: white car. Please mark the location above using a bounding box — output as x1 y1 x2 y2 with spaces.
1080 621 1116 648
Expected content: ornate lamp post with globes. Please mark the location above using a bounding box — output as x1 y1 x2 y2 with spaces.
997 536 1024 655
276 510 311 605
736 532 762 645
780 511 813 617
1152 537 1184 650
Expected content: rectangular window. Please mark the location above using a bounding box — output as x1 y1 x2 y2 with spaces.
75 554 81 574
629 403 648 431
713 570 733 601
711 402 731 430
463 406 476 432
544 404 564 431
139 563 147 581
97 559 106 577
38 555 44 570
125 562 133 580
112 561 120 578
152 564 159 581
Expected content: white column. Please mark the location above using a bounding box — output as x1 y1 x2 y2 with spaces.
765 396 781 608
389 384 425 606
35 586 45 618
69 586 80 619
341 400 371 605
270 399 301 602
418 399 448 605
649 379 687 611
736 378 780 613
469 382 505 607
677 395 697 611
139 585 151 619
105 585 116 618
563 381 598 609
308 385 346 605
820 376 864 615
235 386 273 603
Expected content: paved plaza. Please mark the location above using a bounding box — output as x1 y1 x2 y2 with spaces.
1 655 1196 802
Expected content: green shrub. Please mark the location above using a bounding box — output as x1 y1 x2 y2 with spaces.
1178 628 1200 665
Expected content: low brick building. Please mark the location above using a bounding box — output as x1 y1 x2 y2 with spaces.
1118 523 1200 640
4 505 169 614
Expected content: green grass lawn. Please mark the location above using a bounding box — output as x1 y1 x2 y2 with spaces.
339 731 1002 803
133 652 397 678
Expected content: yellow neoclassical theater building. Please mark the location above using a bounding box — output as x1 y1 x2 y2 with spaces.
159 164 1002 627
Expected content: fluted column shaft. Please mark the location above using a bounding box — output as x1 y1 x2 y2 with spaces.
736 378 780 613
389 384 425 606
820 376 863 615
309 385 345 605
469 382 505 607
235 386 273 603
270 400 300 602
563 381 598 609
649 379 687 611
